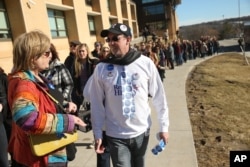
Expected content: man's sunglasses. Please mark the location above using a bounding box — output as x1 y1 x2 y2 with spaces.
106 36 121 43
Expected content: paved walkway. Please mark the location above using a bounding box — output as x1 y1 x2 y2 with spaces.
68 55 215 167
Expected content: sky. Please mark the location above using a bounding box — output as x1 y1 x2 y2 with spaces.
176 0 250 26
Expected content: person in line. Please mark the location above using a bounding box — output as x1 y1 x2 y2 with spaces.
153 44 167 82
139 42 147 56
173 40 183 66
200 42 208 58
0 67 9 167
212 38 220 55
145 43 159 67
163 29 169 44
72 43 99 115
84 44 111 167
142 25 149 42
42 43 77 161
91 42 102 58
85 23 169 167
64 40 81 78
73 43 99 152
7 30 86 167
42 43 74 103
99 44 110 60
165 42 175 70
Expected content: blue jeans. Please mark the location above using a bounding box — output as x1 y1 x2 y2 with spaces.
106 129 150 167
97 131 111 167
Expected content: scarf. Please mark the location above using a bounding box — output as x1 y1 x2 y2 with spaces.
101 49 141 65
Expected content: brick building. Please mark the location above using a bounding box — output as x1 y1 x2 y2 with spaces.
0 0 138 73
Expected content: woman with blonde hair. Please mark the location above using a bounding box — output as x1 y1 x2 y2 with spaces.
72 43 99 115
8 30 86 167
145 43 159 66
99 44 110 60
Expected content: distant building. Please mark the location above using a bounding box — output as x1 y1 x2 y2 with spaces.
133 0 181 41
0 0 138 73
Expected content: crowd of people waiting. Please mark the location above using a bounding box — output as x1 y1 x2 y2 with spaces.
131 35 220 81
0 25 219 167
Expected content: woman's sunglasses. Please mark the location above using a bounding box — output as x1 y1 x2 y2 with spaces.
43 51 51 57
103 50 109 53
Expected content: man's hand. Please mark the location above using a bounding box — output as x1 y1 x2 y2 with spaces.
95 138 105 154
159 132 169 144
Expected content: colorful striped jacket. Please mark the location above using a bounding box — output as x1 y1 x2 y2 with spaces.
8 70 75 167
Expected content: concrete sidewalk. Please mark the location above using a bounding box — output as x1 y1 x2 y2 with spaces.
68 56 213 167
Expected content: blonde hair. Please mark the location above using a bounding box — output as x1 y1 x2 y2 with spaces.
101 45 110 52
74 43 90 77
12 30 50 73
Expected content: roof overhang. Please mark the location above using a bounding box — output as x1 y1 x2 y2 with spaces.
46 1 73 11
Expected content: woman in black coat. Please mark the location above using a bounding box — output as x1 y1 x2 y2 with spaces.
0 67 10 167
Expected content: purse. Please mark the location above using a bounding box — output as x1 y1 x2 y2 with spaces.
78 101 92 133
29 132 78 156
28 81 78 157
78 109 92 133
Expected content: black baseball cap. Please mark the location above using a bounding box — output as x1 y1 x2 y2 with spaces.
101 23 132 37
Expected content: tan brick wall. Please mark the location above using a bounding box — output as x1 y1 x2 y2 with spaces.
0 0 139 73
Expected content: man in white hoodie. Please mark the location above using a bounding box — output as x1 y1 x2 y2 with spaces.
84 23 169 167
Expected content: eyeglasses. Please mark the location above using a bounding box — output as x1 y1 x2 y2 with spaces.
106 36 121 43
43 51 51 57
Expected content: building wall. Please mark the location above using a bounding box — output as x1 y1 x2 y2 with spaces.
0 0 138 73
133 0 180 42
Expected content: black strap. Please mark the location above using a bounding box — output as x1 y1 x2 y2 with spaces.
33 81 65 112
101 49 141 65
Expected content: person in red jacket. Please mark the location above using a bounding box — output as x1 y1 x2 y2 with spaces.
8 30 86 167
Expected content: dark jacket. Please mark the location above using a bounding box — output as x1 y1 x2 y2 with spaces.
64 52 75 78
91 50 100 58
73 58 99 96
0 72 9 124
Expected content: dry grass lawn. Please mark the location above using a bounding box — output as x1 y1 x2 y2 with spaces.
186 53 250 167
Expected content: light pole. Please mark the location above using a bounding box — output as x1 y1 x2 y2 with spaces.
238 0 241 37
238 0 240 19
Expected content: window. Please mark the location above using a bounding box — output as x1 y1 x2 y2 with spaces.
88 16 96 35
0 0 11 39
107 0 111 12
143 4 164 16
148 21 166 30
142 0 161 4
85 0 92 6
47 9 67 37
